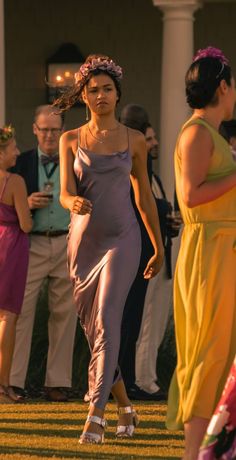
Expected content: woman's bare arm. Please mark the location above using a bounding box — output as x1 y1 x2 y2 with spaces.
130 131 164 278
180 124 236 208
13 175 32 233
59 130 92 215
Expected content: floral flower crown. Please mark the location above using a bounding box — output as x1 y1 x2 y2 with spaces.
75 58 123 85
193 46 229 80
0 125 15 144
193 46 229 65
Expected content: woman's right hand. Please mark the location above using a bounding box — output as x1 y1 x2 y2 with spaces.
71 196 92 215
143 251 164 279
28 192 51 209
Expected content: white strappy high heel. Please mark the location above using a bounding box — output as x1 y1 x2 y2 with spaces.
116 405 139 438
79 415 107 444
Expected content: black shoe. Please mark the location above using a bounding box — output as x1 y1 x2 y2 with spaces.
44 387 68 402
9 386 28 400
127 384 167 401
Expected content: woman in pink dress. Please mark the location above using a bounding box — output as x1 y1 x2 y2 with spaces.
198 357 236 460
0 125 32 403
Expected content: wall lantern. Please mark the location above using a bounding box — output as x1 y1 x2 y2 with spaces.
46 43 84 104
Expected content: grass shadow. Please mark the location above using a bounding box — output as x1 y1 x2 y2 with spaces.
0 444 182 459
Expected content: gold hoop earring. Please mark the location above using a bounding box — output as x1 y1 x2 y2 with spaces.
86 105 89 121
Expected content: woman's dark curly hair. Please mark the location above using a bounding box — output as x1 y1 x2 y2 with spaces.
53 54 122 112
185 57 232 109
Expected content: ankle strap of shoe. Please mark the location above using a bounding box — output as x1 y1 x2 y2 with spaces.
118 406 133 415
86 415 107 428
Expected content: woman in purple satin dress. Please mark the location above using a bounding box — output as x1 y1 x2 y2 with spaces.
0 126 32 403
56 54 164 443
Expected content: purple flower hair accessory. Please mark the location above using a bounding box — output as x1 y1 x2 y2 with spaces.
75 58 123 84
193 46 229 65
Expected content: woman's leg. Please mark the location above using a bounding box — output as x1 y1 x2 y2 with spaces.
112 379 134 425
85 252 138 410
183 416 209 460
82 378 136 435
82 405 105 437
0 309 17 387
78 238 141 438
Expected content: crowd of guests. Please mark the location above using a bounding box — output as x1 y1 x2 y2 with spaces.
0 45 235 459
119 104 181 401
9 105 78 402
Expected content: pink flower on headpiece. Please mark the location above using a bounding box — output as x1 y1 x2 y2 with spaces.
75 58 123 84
193 46 229 65
0 124 15 143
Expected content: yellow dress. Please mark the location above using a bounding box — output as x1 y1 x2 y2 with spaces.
167 117 236 430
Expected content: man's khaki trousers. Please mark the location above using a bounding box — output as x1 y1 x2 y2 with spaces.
10 234 78 389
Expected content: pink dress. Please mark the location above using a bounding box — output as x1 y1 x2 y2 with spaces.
0 175 29 314
198 356 236 460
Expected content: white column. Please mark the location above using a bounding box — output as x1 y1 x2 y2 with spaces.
153 0 201 201
153 0 202 265
0 0 5 126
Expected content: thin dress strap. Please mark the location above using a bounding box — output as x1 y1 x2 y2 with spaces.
0 173 11 201
127 127 130 151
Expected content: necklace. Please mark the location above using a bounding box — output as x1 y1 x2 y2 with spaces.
87 123 119 144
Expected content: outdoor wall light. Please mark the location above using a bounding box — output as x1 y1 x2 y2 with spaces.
46 43 84 104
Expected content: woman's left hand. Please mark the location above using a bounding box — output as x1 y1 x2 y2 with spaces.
143 252 164 279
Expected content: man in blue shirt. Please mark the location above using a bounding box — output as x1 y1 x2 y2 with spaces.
10 105 78 401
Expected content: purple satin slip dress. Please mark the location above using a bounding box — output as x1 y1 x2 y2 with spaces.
67 132 141 409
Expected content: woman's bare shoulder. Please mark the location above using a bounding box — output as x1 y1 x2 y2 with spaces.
9 173 25 186
61 128 79 142
61 124 89 143
120 125 145 148
120 125 144 139
180 122 213 151
6 174 26 199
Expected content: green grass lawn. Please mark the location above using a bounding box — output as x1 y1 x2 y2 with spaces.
0 401 184 460
5 286 180 459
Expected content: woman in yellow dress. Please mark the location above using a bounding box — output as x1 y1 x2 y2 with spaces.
166 47 236 460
